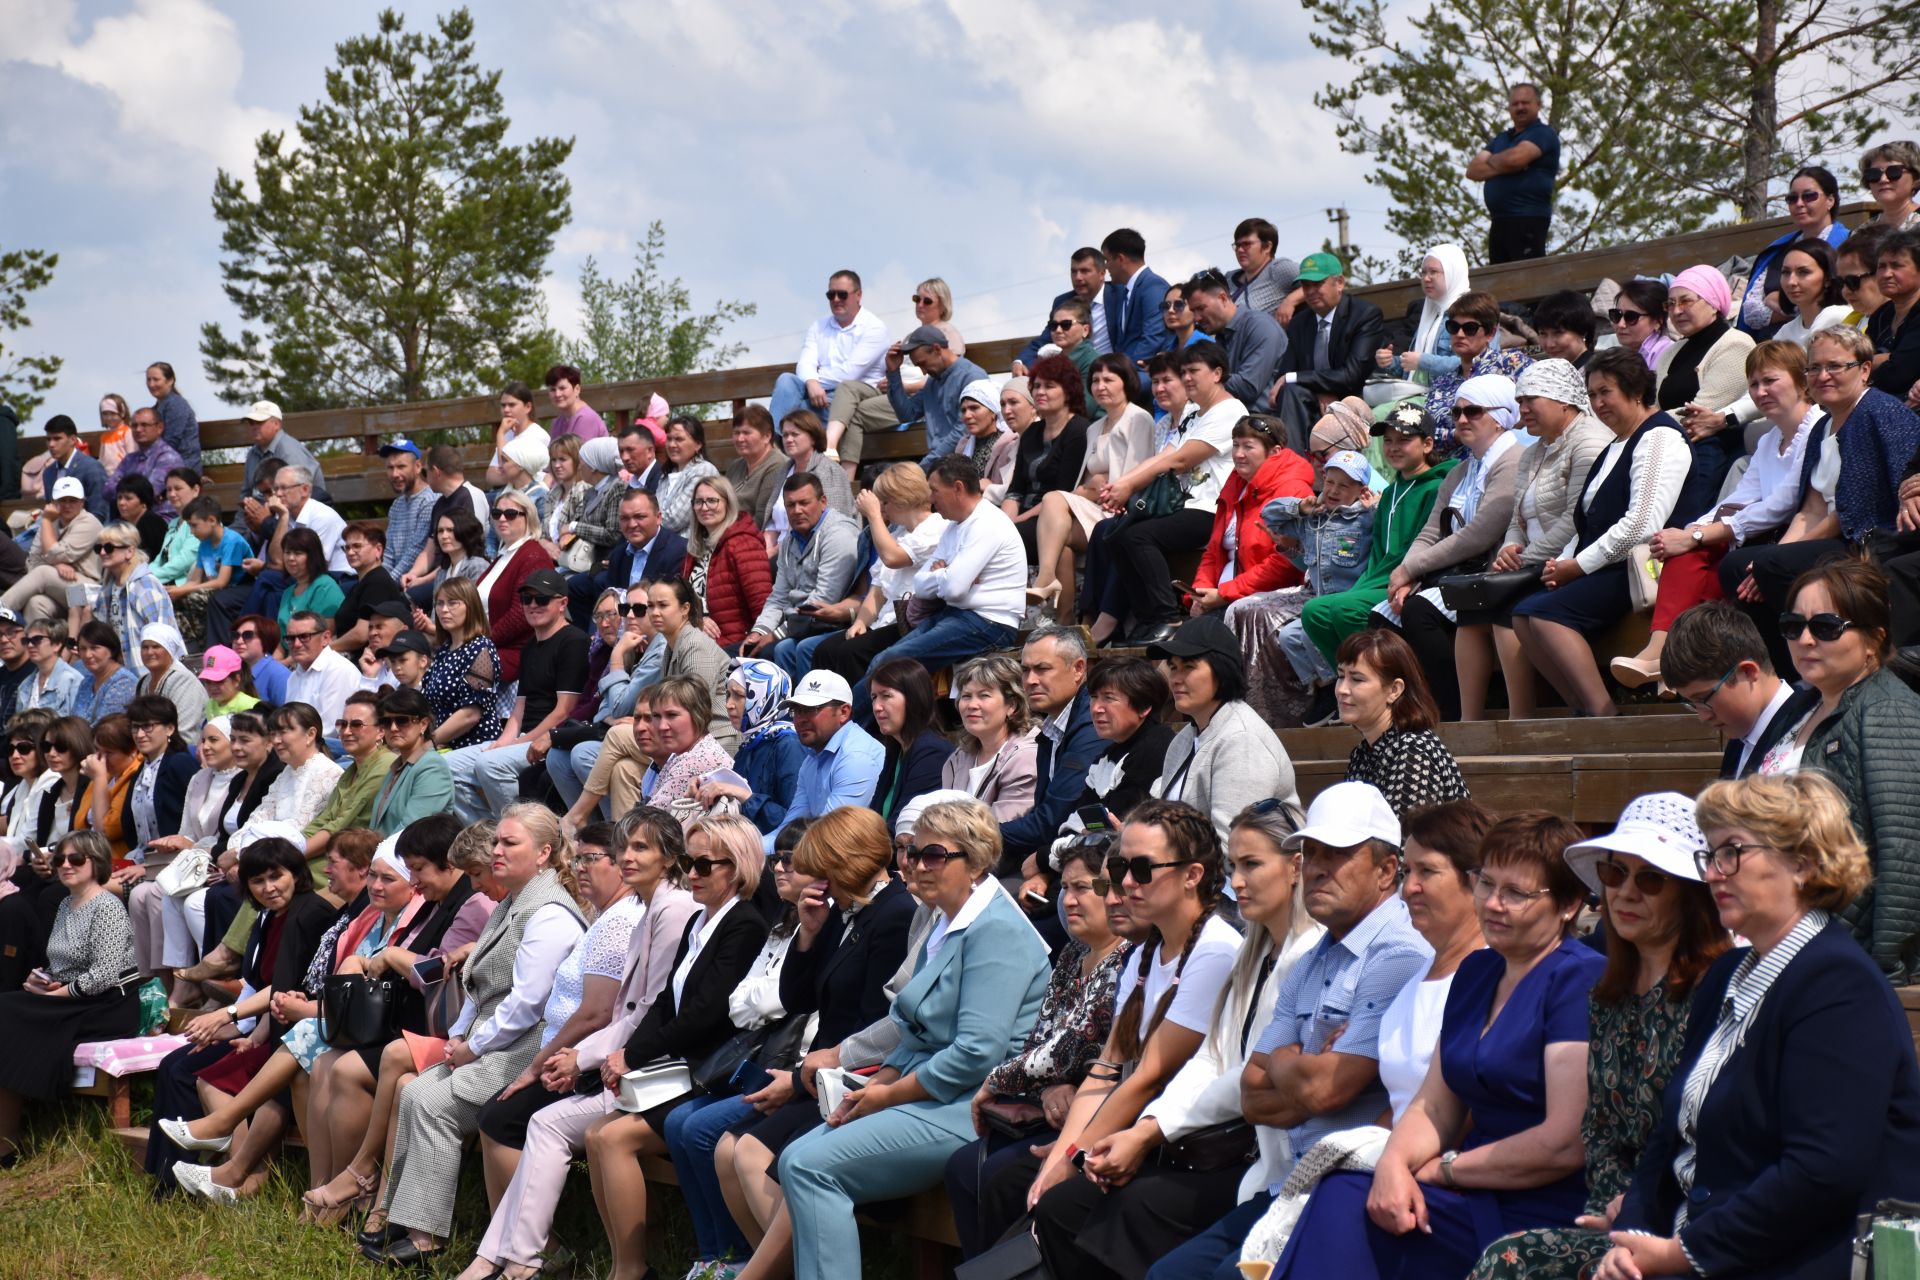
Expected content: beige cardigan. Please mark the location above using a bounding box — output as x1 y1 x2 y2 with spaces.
1076 404 1157 490
1655 325 1756 415
1502 414 1615 563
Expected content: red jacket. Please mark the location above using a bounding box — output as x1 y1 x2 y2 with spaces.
485 539 555 683
1194 448 1315 600
686 513 773 649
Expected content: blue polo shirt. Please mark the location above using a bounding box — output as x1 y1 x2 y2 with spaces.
1485 120 1561 219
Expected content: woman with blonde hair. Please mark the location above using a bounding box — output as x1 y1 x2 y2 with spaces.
1593 772 1920 1280
941 653 1040 823
475 487 555 686
682 473 772 651
361 803 587 1267
422 576 503 749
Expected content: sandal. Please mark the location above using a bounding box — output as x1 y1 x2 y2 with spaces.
303 1164 378 1227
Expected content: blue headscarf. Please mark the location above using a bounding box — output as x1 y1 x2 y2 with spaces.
728 658 794 749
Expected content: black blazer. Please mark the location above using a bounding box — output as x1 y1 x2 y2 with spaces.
1721 684 1821 777
245 890 341 1042
870 730 954 827
1074 719 1177 821
1277 293 1387 402
623 900 768 1065
778 878 915 1051
1617 923 1920 1277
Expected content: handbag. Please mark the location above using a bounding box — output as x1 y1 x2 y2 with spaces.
318 972 399 1048
156 850 212 899
1437 569 1540 615
1126 470 1189 520
978 1098 1049 1139
690 1013 810 1095
1156 1119 1258 1173
558 536 597 574
955 1225 1050 1280
1627 543 1661 613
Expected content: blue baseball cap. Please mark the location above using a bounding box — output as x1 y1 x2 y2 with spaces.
377 438 422 458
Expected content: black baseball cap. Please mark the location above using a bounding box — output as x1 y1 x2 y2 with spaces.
377 630 433 660
520 568 570 599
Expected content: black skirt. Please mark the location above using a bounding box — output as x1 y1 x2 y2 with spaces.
0 986 142 1100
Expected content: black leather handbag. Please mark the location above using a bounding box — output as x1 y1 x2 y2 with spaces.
1437 568 1540 615
318 973 399 1048
691 1014 810 1096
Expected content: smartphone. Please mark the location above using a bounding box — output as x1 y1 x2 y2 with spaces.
795 601 821 614
1077 804 1113 833
842 1072 869 1092
1169 580 1194 597
28 968 54 988
411 956 446 985
1022 890 1050 909
730 1060 775 1096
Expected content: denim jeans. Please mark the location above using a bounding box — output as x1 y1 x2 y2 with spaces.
545 738 605 811
768 372 836 432
664 1094 756 1261
851 609 1019 714
772 630 834 685
1278 616 1334 685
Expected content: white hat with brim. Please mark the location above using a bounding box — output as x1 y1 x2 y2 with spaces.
1563 791 1708 897
1280 781 1400 851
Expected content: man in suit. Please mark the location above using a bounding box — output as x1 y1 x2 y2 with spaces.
1186 269 1287 412
1013 247 1115 376
1661 601 1819 778
567 487 686 625
1101 227 1172 369
1270 252 1389 453
1001 626 1103 866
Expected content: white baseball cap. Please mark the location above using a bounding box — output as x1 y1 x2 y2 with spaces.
785 669 854 709
1282 781 1400 851
1563 791 1708 897
1324 450 1372 485
243 400 283 423
50 476 85 501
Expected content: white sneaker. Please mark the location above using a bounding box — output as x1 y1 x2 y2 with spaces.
160 1116 232 1154
172 1160 238 1205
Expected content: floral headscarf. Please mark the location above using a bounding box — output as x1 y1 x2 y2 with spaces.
728 658 794 749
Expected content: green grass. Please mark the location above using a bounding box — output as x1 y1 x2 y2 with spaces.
1 1097 913 1280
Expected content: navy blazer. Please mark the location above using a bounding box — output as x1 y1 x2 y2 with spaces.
870 730 953 827
1109 267 1171 366
778 878 915 1050
1617 922 1920 1278
1000 687 1103 867
599 525 689 596
1722 684 1821 778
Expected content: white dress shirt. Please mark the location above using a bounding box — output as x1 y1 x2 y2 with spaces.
452 902 587 1053
672 896 740 1011
1734 680 1797 777
794 308 890 386
286 645 361 729
912 499 1027 628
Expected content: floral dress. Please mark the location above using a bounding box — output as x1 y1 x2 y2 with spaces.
983 940 1131 1100
1467 983 1693 1280
1427 345 1534 453
422 635 504 749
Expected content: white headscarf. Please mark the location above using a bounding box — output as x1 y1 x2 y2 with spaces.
139 621 188 665
372 833 412 882
1456 374 1521 432
1516 358 1590 411
1412 243 1473 360
502 423 553 478
579 437 621 477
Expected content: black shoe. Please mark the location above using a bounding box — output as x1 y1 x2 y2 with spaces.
1301 684 1339 727
365 1235 439 1269
357 1220 407 1252
1131 620 1180 648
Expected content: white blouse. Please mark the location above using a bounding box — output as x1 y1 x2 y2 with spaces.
242 753 343 836
1566 423 1691 574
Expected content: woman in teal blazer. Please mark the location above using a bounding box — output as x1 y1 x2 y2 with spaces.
778 797 1051 1280
368 688 456 836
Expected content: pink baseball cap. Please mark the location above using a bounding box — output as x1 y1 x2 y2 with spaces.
198 645 244 683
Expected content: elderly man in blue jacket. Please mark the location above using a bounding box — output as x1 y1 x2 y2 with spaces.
1000 626 1102 870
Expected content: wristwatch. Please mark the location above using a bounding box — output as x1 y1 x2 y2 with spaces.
227 1006 239 1025
1689 526 1705 544
1439 1149 1460 1188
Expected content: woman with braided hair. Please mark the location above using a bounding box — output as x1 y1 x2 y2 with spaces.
1021 799 1244 1278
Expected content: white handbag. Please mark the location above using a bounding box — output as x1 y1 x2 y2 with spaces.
156 850 211 899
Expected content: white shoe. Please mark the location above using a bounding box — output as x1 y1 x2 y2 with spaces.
1608 653 1664 688
160 1116 232 1154
172 1160 239 1204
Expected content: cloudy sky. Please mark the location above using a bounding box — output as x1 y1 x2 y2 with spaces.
7 0 1893 428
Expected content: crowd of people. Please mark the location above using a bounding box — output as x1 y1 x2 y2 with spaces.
2 133 1920 1279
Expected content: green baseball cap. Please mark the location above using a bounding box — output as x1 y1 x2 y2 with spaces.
1296 252 1346 283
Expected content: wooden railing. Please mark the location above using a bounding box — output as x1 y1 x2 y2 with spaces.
16 201 1868 515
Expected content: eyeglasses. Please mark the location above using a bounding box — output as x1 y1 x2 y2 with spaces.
1779 611 1856 642
1162 298 1187 312
1787 189 1828 205
130 721 169 734
1806 359 1868 378
679 855 733 877
1471 871 1554 909
1838 274 1871 292
824 289 851 302
491 508 526 521
691 496 724 508
517 592 560 607
910 294 934 306
1048 319 1078 331
1607 308 1654 324
1865 164 1911 186
57 852 91 868
592 610 620 623
900 844 970 870
8 741 35 755
1443 319 1485 336
1104 854 1191 886
1677 664 1739 711
235 630 259 642
335 718 374 731
571 850 610 871
1593 859 1673 895
1452 404 1490 421
1696 839 1764 877
285 630 321 644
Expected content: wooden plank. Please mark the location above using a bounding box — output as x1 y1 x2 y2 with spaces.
1298 751 1721 822
1278 712 1716 763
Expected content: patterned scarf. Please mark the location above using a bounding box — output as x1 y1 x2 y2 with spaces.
729 658 794 750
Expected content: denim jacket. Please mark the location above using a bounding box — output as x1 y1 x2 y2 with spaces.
1261 495 1374 595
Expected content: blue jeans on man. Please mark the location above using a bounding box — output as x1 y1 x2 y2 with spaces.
850 608 1019 714
545 738 605 812
772 630 835 685
768 372 836 431
1145 1194 1276 1280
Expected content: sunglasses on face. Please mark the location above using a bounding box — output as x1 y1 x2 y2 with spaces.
1443 319 1485 336
1452 404 1490 421
1838 274 1871 292
130 721 169 734
1162 298 1188 312
1779 611 1856 642
617 602 644 616
900 843 969 870
679 855 733 877
768 852 794 870
57 852 91 868
235 630 258 642
825 289 851 302
1048 319 1079 331
1865 164 1911 186
910 294 934 306
516 592 560 607
23 636 50 648
1104 855 1190 886
335 718 373 731
285 630 320 644
492 508 526 521
1594 859 1673 895
1607 308 1654 324
8 741 35 755
1787 189 1828 204
376 715 423 729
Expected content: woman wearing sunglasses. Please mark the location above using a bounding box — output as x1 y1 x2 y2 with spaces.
474 488 554 686
1608 279 1674 373
1421 291 1532 452
0 830 140 1166
1861 140 1920 231
1656 265 1757 515
582 814 768 1280
1733 166 1850 335
1593 772 1920 1280
1468 793 1729 1279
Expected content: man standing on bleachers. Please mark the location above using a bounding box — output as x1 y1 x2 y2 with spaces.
241 400 330 504
1101 227 1173 369
1467 83 1560 264
769 270 890 432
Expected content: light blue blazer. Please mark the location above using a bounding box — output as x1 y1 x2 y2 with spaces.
881 890 1051 1140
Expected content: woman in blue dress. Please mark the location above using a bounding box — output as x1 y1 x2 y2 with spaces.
1273 810 1605 1279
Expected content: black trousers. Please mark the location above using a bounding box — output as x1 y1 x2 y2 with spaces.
1396 593 1462 721
943 1129 1053 1259
1718 537 1850 677
1867 529 1920 649
1488 215 1550 263
476 1077 572 1149
1030 1159 1254 1280
146 1040 235 1190
1112 508 1215 627
1272 382 1324 457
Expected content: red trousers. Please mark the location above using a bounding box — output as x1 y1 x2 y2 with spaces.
1651 544 1728 632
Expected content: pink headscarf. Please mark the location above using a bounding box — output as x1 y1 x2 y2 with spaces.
635 393 669 446
1672 265 1733 319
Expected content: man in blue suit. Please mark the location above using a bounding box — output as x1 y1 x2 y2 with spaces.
1000 626 1102 868
1101 227 1173 369
566 486 685 624
1013 248 1116 376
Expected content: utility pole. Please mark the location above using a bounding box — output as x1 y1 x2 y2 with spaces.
1326 206 1353 263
